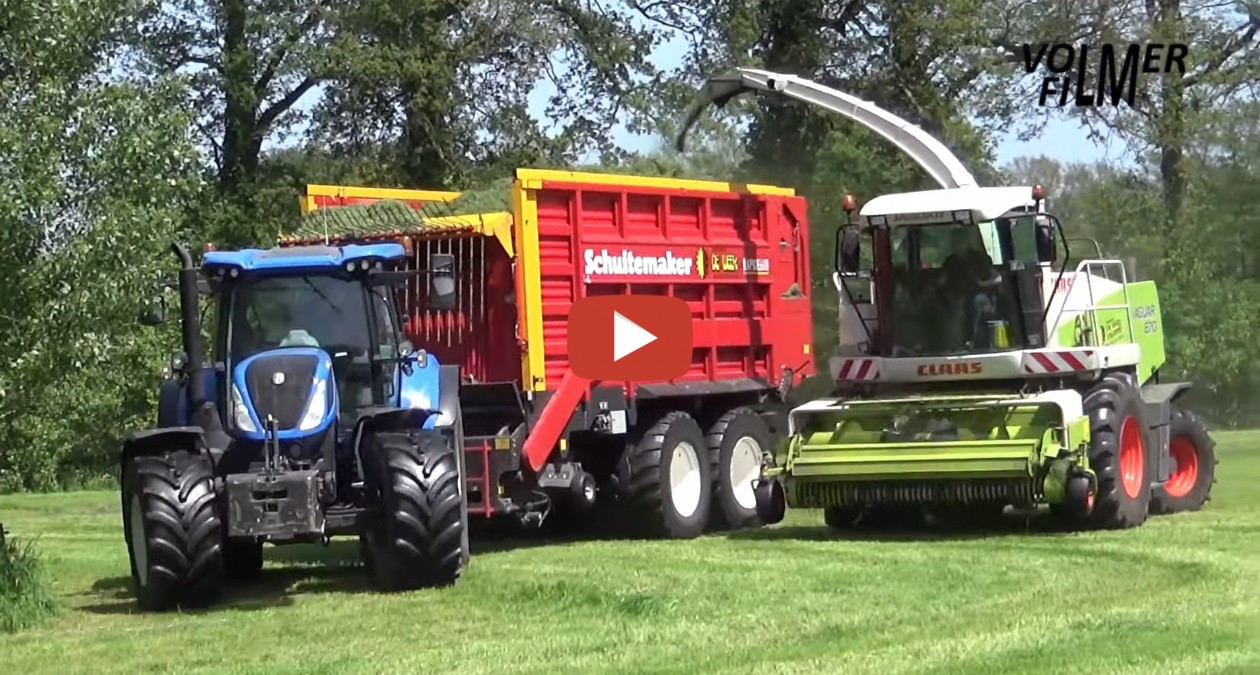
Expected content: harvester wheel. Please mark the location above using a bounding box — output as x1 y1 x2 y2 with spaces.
615 411 712 539
362 430 466 591
121 450 224 611
1082 372 1151 529
1151 407 1217 514
706 407 773 530
223 539 263 579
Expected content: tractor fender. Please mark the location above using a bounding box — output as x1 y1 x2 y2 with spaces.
436 364 460 428
1139 381 1192 485
120 426 205 466
1140 381 1192 405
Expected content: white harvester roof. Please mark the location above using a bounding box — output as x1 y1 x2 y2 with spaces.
859 186 1037 226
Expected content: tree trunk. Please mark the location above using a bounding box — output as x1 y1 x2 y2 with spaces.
218 0 259 191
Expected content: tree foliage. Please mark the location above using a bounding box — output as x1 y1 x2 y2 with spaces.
2 0 1259 490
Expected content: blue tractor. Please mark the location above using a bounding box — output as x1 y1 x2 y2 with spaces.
122 241 469 610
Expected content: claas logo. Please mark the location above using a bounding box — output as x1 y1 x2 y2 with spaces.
917 362 983 376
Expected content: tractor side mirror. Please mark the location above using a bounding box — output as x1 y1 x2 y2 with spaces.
836 227 861 273
140 296 168 325
1035 222 1057 263
428 253 457 311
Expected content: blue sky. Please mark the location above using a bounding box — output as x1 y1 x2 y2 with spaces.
286 23 1137 171
549 32 1137 169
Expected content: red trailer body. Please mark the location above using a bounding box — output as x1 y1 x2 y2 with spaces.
292 169 816 537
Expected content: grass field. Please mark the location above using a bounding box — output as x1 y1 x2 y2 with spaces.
1 432 1258 674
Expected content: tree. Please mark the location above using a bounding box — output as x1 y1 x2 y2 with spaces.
312 0 661 190
997 1 1260 240
0 0 202 489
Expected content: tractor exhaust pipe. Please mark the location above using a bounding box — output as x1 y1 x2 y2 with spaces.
172 243 208 409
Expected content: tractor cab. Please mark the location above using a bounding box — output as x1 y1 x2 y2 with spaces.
833 185 1061 365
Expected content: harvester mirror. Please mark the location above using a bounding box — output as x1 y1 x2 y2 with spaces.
836 227 862 273
428 253 457 311
140 296 168 325
1035 221 1057 263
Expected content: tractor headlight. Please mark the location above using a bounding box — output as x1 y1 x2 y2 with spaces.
298 378 328 431
231 383 257 432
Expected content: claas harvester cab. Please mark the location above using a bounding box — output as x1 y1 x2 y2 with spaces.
121 241 469 611
754 185 1217 530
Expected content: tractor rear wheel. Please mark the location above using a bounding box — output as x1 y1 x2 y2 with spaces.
1151 407 1217 514
706 407 772 530
121 450 224 611
362 430 466 591
1082 371 1151 529
615 411 712 539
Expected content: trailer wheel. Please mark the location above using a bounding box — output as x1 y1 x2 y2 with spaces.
706 408 773 530
1151 407 1217 514
615 411 712 539
362 430 466 590
121 450 224 611
223 539 263 579
1081 372 1151 529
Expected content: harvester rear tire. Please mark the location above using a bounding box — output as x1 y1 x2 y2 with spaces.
121 450 224 611
362 430 466 591
1151 407 1217 514
1082 371 1151 529
706 407 773 531
615 411 712 539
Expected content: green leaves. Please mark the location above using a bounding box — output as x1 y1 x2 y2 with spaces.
0 3 201 490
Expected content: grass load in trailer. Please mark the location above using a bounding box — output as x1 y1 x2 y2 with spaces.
290 169 816 537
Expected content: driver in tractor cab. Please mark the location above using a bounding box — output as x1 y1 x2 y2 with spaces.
939 227 1002 349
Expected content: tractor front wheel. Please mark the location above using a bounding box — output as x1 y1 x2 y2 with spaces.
121 450 224 611
1151 407 1217 514
1081 371 1151 529
615 411 712 539
362 430 466 591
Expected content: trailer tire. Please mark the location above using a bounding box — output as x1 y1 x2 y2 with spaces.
121 450 224 611
1151 407 1216 514
223 539 263 579
706 408 772 530
1082 372 1151 529
362 430 466 590
615 411 711 539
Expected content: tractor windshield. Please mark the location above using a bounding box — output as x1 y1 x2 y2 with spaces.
887 222 1023 356
228 275 398 412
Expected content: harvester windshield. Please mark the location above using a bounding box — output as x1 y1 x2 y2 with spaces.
228 275 399 413
887 221 1026 356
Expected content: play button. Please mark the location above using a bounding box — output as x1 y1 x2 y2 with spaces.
613 311 658 361
567 295 692 381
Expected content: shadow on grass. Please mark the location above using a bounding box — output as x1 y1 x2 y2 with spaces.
726 509 1081 543
80 523 628 615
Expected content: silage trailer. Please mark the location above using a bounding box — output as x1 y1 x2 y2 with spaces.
287 169 817 537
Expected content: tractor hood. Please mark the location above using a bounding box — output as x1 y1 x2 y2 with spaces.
229 347 337 440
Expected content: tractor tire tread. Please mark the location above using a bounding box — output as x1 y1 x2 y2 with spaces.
366 430 465 590
124 450 223 611
1083 371 1150 530
1150 407 1216 514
